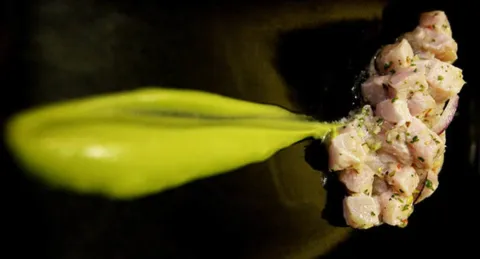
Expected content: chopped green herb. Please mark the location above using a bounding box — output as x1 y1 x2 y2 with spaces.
442 24 448 29
396 134 400 141
388 170 396 177
411 135 419 143
371 211 376 216
425 179 434 190
431 134 441 144
384 62 392 70
400 189 404 193
418 156 425 162
420 84 425 91
402 204 409 211
392 97 398 103
391 194 404 203
376 118 384 125
414 68 417 72
390 69 396 74
438 75 444 81
364 189 370 195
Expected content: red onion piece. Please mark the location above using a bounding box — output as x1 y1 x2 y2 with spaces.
432 95 459 134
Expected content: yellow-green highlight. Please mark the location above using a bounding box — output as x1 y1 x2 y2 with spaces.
5 87 341 199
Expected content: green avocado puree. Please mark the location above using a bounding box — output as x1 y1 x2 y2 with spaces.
5 88 340 199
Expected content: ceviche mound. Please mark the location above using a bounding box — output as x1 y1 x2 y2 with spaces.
327 10 465 229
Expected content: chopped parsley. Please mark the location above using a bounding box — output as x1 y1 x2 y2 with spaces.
438 75 444 81
402 204 409 211
371 211 376 216
388 170 396 177
384 62 392 70
425 179 434 190
392 97 398 103
410 135 419 143
391 194 404 203
418 156 425 162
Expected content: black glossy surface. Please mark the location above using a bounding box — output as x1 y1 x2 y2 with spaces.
2 0 479 258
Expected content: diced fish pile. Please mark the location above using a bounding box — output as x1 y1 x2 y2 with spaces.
327 11 466 229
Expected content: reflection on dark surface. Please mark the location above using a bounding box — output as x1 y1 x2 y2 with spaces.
2 0 480 258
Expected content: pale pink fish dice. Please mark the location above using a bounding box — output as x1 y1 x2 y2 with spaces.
343 194 381 229
327 10 463 229
385 165 419 196
403 26 457 63
388 68 429 99
361 75 389 106
339 165 375 195
328 126 368 171
378 128 413 165
408 91 436 116
377 191 413 227
424 59 466 103
372 177 389 195
376 39 414 74
375 98 412 124
419 11 452 37
406 117 445 168
415 170 439 203
365 152 397 176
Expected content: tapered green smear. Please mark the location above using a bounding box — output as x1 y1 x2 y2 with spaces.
5 88 340 199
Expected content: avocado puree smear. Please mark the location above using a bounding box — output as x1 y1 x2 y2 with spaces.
5 88 340 199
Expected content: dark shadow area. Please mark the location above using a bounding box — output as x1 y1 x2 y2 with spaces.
1 1 47 258
275 19 382 122
304 139 346 227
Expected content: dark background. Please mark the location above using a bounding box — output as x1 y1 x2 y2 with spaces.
2 0 479 258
